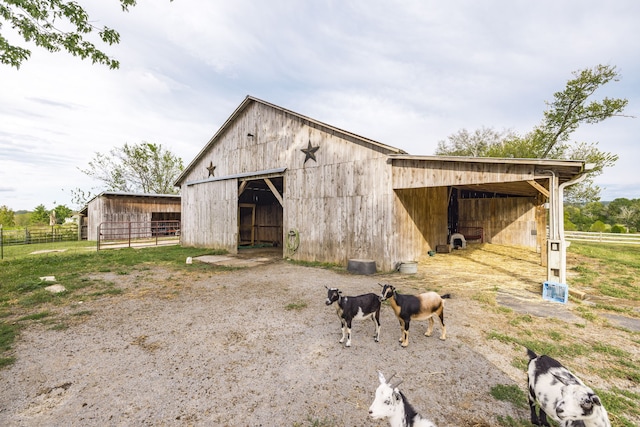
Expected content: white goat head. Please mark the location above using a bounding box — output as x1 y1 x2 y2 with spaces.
369 371 403 420
369 372 437 427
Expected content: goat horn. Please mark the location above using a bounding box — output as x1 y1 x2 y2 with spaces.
378 283 384 288
386 372 396 383
390 379 403 389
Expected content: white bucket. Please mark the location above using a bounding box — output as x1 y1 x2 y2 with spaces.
399 261 418 274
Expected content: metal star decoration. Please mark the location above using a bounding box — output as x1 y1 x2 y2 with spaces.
301 140 320 164
206 161 216 177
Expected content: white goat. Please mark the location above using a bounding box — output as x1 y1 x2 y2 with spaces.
369 371 437 427
527 348 611 427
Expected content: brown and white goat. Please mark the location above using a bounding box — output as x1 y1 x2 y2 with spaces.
379 283 450 347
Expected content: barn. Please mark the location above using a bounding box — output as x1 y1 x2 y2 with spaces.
82 192 181 241
175 96 587 275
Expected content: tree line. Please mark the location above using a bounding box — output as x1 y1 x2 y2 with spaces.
0 204 73 228
566 198 640 233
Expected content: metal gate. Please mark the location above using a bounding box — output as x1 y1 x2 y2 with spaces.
97 220 180 250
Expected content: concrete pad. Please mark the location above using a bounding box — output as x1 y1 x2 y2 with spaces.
602 313 640 332
496 292 582 324
193 255 235 263
193 255 270 268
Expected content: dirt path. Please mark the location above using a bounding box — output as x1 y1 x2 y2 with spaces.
0 245 634 426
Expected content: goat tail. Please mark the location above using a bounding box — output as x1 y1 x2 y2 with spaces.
526 348 538 360
440 293 452 299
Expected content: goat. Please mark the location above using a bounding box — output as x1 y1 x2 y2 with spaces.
324 286 381 347
378 283 450 347
369 371 437 427
527 348 611 427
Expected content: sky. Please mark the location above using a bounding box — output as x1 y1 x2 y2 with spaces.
1 0 639 212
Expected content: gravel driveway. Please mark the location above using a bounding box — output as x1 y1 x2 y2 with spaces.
1 249 543 426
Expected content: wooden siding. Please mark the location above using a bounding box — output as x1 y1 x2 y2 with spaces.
393 187 449 261
86 196 180 241
181 179 237 251
180 102 403 270
458 197 538 247
392 158 537 189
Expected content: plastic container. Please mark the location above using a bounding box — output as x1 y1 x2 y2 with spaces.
399 261 418 274
542 281 568 304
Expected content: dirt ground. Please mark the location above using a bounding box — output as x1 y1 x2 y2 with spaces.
0 245 636 426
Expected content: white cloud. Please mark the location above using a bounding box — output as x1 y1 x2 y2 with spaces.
1 0 639 210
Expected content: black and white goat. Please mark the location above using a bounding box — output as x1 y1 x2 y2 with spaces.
369 371 437 427
325 286 381 347
527 348 611 427
379 283 450 347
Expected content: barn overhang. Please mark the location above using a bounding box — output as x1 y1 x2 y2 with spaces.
388 155 586 198
184 167 287 187
389 154 590 286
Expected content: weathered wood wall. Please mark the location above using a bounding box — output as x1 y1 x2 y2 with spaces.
87 196 180 241
393 187 450 261
180 102 404 270
458 197 538 247
181 179 237 250
283 141 395 269
391 158 537 188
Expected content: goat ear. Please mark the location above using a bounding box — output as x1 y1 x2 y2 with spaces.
393 390 402 401
378 371 386 384
590 394 602 406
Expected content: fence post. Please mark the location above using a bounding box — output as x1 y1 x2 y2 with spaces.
1 224 3 260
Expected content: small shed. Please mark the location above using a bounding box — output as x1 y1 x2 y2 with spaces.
82 192 181 241
175 96 587 273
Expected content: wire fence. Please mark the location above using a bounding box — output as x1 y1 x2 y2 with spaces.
1 224 82 246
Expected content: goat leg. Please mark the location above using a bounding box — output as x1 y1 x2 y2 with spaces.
425 317 434 337
339 318 347 344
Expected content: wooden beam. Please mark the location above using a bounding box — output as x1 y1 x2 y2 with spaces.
238 181 248 196
264 178 283 206
527 180 549 198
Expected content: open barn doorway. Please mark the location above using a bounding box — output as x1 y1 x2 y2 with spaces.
237 176 284 255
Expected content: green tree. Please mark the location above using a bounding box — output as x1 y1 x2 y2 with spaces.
565 205 592 231
0 204 15 227
589 220 608 232
436 65 632 203
30 204 50 225
1 0 172 69
73 141 183 207
53 204 73 224
583 201 608 224
435 127 518 157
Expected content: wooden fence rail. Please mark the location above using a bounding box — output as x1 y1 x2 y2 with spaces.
564 230 640 245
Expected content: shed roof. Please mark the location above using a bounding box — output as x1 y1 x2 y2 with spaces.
389 155 587 197
80 191 181 215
